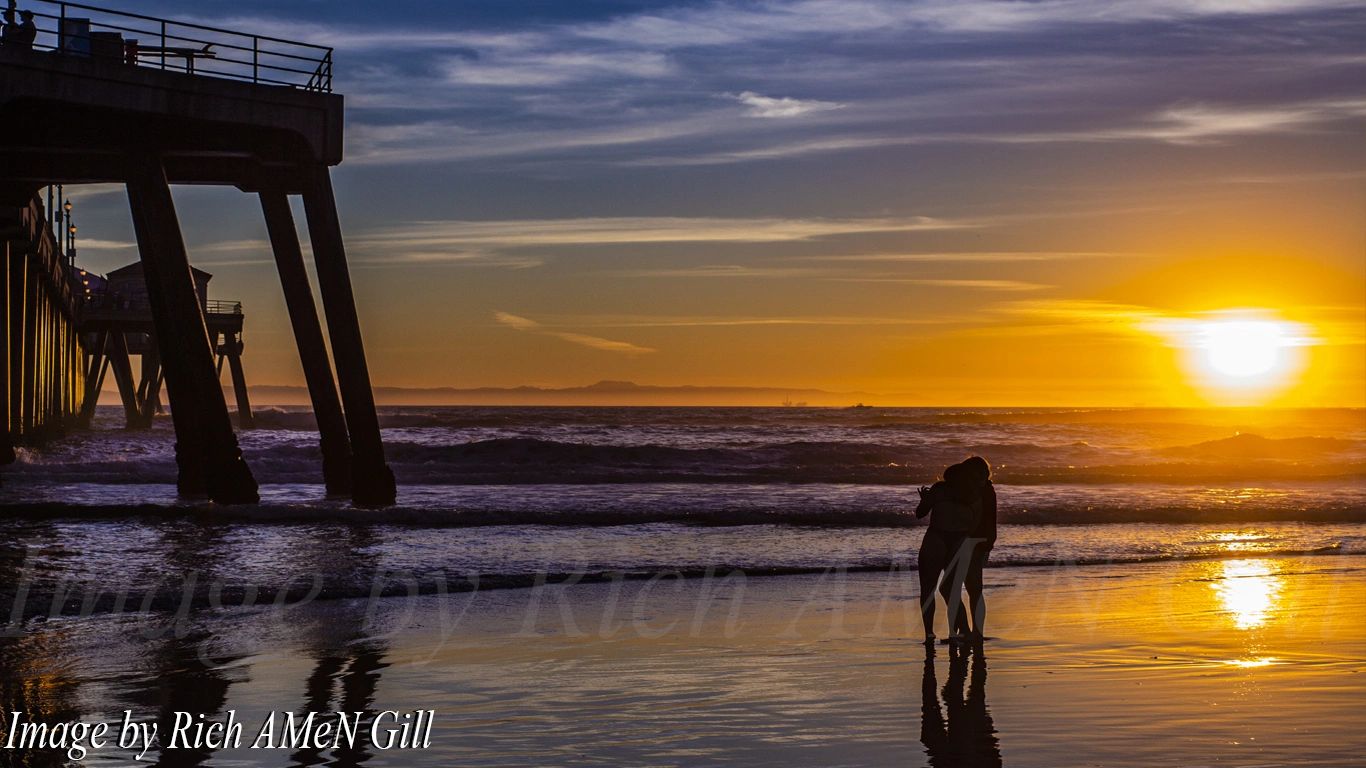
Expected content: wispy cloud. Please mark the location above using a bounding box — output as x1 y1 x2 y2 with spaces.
1133 100 1366 143
617 266 1051 291
204 1 1365 173
74 238 137 252
192 239 271 254
494 312 656 355
622 98 1366 166
797 251 1125 263
730 91 844 118
616 264 827 279
206 2 1361 54
570 0 1362 47
525 313 966 328
443 51 675 87
831 278 1050 291
351 215 979 250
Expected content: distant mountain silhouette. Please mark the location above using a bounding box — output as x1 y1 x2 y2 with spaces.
245 380 882 406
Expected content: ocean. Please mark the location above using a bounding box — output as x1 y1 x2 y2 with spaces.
1 406 1362 609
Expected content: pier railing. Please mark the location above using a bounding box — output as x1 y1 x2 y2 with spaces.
79 289 244 318
204 300 243 316
12 0 333 91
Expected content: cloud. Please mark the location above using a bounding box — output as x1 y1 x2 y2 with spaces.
830 278 1050 291
494 312 656 355
570 0 1361 47
617 264 827 279
996 299 1159 324
1132 99 1366 144
798 251 1125 262
192 239 272 254
201 1 1365 173
73 238 137 252
621 97 1366 166
520 313 964 328
731 91 845 118
1140 309 1317 349
353 215 977 250
206 2 1361 55
493 311 541 331
443 51 675 87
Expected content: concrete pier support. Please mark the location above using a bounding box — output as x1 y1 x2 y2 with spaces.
107 332 140 427
2 198 86 459
19 253 35 437
301 168 395 505
225 342 254 430
136 348 162 428
125 155 258 503
1 243 12 465
259 188 352 495
78 330 109 428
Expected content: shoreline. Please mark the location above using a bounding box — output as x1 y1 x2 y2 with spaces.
0 498 1363 527
1 540 1356 622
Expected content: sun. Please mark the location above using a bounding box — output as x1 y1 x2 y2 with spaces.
1146 309 1312 404
1200 319 1289 379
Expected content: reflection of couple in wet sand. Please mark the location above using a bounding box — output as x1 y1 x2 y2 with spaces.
915 456 996 647
921 645 1002 767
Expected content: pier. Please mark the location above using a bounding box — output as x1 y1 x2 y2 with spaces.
0 1 394 504
2 195 83 453
76 261 253 431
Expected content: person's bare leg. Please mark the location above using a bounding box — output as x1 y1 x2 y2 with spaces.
940 538 979 643
965 546 989 642
940 578 971 636
919 563 939 643
918 535 947 644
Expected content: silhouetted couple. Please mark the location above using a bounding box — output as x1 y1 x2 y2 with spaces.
1 1 37 51
915 456 995 647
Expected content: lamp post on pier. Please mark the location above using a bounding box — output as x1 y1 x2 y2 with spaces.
63 198 76 266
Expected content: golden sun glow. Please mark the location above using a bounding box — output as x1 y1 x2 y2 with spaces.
1144 309 1313 404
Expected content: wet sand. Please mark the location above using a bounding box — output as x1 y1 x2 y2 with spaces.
2 554 1362 766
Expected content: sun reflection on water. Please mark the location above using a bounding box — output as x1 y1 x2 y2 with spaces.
1223 657 1279 668
1210 558 1282 630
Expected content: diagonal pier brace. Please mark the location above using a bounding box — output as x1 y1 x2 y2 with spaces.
301 166 395 506
126 154 258 503
259 187 353 495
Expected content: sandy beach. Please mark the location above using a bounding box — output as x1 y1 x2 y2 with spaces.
3 549 1361 767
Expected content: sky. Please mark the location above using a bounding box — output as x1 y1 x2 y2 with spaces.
66 0 1365 406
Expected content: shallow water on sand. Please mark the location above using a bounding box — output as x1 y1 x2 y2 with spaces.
2 555 1362 766
0 520 1361 619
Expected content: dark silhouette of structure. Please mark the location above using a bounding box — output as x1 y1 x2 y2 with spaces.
1 196 83 461
77 261 253 430
0 1 393 504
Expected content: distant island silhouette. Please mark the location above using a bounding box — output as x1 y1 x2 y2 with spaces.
239 380 882 407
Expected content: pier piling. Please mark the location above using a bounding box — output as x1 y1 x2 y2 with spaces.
260 187 353 495
302 168 395 505
126 155 258 503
